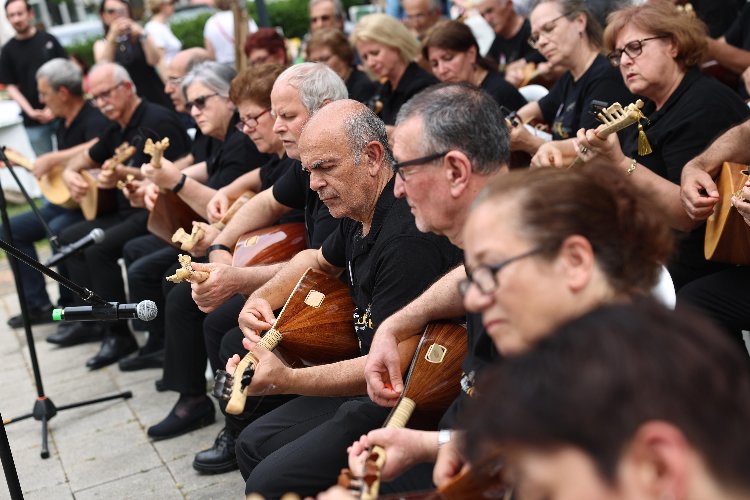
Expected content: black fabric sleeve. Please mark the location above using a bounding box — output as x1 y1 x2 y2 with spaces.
272 167 307 210
320 222 346 268
538 75 566 124
87 124 121 164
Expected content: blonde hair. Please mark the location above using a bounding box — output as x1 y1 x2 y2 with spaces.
350 13 420 64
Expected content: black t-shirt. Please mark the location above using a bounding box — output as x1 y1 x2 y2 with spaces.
259 154 304 226
724 3 750 98
321 178 464 354
619 69 750 289
205 113 271 190
191 127 219 165
347 67 378 105
538 54 634 140
272 160 339 249
480 70 527 111
379 62 439 125
486 19 544 72
439 311 498 429
57 102 109 149
0 31 67 125
692 0 740 38
113 36 173 110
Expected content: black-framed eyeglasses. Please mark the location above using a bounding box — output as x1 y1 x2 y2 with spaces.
606 35 670 67
458 247 544 297
235 107 271 132
165 75 183 87
528 13 567 48
186 93 220 111
391 151 449 181
91 81 124 103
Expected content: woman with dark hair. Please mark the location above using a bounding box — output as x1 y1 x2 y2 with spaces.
244 27 289 67
422 20 526 111
306 28 377 104
93 0 172 109
464 301 750 500
571 1 750 290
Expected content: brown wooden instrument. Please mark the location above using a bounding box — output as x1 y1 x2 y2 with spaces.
704 162 750 264
231 223 306 268
224 268 360 414
2 148 78 209
166 254 210 284
567 99 646 169
80 142 136 220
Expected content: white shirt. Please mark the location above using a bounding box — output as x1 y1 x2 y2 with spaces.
145 20 182 65
203 11 258 66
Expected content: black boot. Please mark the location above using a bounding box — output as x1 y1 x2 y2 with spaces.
193 427 239 474
86 325 137 370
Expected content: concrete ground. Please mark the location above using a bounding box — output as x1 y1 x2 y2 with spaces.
0 256 242 499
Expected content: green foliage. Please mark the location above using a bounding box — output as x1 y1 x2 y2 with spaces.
171 12 213 48
66 38 97 70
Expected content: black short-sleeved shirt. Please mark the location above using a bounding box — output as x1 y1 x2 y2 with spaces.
272 160 339 249
619 69 750 289
321 178 464 354
259 154 304 225
439 311 498 429
191 127 220 165
57 102 109 150
114 37 173 110
0 31 67 125
692 0 740 38
486 19 544 72
347 67 378 105
378 62 439 125
723 3 750 98
205 114 271 190
480 70 527 111
538 54 634 140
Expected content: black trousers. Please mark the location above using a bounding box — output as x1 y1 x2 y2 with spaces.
203 294 246 373
236 394 390 498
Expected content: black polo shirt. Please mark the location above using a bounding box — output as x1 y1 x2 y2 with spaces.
347 67 378 105
259 154 304 226
205 113 271 190
272 160 339 249
481 70 527 111
321 177 464 354
619 69 750 288
379 62 439 125
538 54 634 140
57 102 109 149
486 19 544 72
0 31 67 125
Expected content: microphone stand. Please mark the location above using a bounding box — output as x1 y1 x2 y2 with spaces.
0 411 22 500
0 172 131 463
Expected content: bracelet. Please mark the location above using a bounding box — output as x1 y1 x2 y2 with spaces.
172 173 187 193
206 244 231 256
437 429 452 448
626 157 637 176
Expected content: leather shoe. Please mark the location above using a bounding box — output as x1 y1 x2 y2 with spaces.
118 348 164 371
147 397 215 440
47 322 103 347
193 427 238 474
155 378 167 392
86 335 138 370
7 304 54 328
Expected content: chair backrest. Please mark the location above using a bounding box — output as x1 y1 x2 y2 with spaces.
651 265 676 309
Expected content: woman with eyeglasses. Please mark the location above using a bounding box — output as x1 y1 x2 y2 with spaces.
571 1 749 291
94 0 173 109
509 0 633 157
421 20 527 111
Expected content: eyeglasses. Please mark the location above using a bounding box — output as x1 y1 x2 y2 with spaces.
186 93 220 111
165 75 183 87
235 108 271 132
458 247 544 297
91 82 124 103
528 13 567 48
311 14 333 23
606 35 670 67
391 151 449 181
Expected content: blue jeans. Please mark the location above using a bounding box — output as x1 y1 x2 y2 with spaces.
0 201 84 308
25 123 56 157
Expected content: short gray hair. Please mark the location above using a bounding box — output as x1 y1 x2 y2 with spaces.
181 60 237 100
36 58 83 97
275 62 347 114
395 83 509 175
343 105 393 166
310 0 345 19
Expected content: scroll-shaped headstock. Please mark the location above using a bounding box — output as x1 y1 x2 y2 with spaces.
165 254 209 283
116 174 136 191
103 142 136 172
171 224 205 252
144 138 170 169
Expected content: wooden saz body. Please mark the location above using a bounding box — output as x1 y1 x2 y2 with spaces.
80 143 136 221
148 191 202 248
2 149 77 209
225 268 359 414
704 162 750 265
232 223 307 267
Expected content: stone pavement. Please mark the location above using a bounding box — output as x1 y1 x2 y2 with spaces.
0 257 242 499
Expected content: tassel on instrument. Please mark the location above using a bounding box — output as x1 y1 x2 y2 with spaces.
637 121 652 156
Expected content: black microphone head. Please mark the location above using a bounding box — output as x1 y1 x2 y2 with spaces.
90 228 106 244
136 300 158 321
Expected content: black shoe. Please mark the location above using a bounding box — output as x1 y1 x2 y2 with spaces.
7 304 54 328
86 335 138 370
47 322 104 347
155 378 167 392
118 348 165 371
147 397 215 441
193 427 239 474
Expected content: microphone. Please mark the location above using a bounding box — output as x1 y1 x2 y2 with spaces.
45 228 105 267
52 300 158 322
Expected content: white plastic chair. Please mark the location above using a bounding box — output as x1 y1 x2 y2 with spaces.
518 84 549 103
651 266 676 309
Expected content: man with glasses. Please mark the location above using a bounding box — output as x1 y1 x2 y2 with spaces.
401 0 442 40
309 0 346 33
54 62 190 366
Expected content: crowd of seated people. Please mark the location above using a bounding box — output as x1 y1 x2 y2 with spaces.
3 0 750 497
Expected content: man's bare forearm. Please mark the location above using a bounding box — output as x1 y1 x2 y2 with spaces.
213 188 291 247
688 118 750 176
